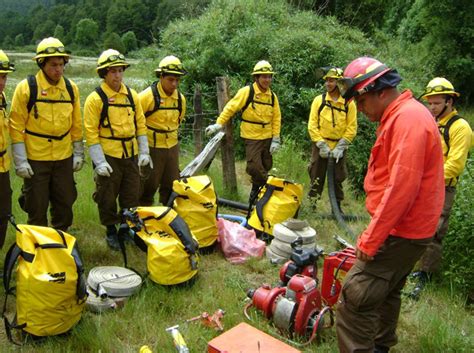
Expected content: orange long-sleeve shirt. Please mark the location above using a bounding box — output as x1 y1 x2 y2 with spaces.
357 90 445 256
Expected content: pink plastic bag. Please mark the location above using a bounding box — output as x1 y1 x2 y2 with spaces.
217 218 266 264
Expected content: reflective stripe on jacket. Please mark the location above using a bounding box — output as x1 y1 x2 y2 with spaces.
84 82 146 158
139 82 186 148
0 94 10 172
437 110 472 186
216 82 281 140
358 90 445 256
9 70 82 161
308 93 357 149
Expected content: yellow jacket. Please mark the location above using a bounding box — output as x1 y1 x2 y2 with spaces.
84 82 147 159
216 82 281 140
9 70 82 161
0 93 10 172
308 92 357 149
139 81 186 149
438 110 473 186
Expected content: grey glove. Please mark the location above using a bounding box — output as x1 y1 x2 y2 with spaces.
12 143 34 178
269 136 281 155
205 123 223 136
137 135 153 168
331 138 350 163
316 141 330 159
89 144 113 177
72 140 85 172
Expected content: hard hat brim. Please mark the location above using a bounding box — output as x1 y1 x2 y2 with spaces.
252 71 275 75
96 62 130 72
422 91 460 99
33 53 71 61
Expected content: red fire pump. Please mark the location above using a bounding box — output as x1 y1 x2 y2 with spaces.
245 240 356 343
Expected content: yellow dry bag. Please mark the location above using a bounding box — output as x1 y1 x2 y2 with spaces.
168 175 218 249
2 224 87 342
247 176 304 237
124 207 199 286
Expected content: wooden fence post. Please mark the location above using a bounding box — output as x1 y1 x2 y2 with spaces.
216 76 237 194
193 85 203 156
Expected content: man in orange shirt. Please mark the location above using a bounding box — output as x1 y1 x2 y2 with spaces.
335 57 445 353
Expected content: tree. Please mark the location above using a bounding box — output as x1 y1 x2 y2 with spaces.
75 18 99 47
103 32 125 53
122 31 138 53
32 19 56 42
54 25 65 41
3 35 14 49
14 33 25 47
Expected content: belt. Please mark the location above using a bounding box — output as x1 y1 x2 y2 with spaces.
242 119 270 127
25 129 70 141
100 135 136 159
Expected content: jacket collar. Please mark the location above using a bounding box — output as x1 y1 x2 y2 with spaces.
438 110 458 125
101 82 128 96
36 70 67 91
380 89 413 124
158 81 178 99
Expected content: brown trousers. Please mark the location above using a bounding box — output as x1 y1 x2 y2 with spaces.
93 155 140 226
0 171 12 249
244 138 272 186
419 186 456 273
336 236 431 352
308 142 347 201
21 157 76 231
139 144 179 206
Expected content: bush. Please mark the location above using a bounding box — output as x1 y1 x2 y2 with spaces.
122 31 138 53
14 33 24 47
75 18 99 47
103 32 125 53
441 156 474 299
54 25 65 42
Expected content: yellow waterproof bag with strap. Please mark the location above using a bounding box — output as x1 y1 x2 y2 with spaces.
247 176 304 237
124 207 199 286
2 224 87 343
167 175 218 249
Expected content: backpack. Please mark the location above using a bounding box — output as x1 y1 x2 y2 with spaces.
2 224 87 343
123 206 199 286
24 75 75 141
1 92 7 110
247 176 304 239
316 93 349 129
167 175 218 250
144 81 183 119
440 115 462 156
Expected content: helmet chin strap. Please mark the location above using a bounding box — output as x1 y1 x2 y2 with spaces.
436 97 451 120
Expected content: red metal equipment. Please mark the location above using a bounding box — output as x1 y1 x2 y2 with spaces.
321 247 356 306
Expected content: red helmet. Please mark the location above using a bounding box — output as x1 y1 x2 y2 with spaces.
337 57 391 100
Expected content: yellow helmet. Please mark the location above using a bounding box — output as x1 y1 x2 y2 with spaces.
422 77 460 99
0 50 15 73
252 60 274 75
96 49 130 72
33 37 70 61
155 55 187 76
323 67 343 80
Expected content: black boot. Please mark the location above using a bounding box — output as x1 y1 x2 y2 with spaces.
408 271 430 300
105 225 120 251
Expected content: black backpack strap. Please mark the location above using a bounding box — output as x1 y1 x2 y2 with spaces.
177 90 183 121
0 92 7 110
169 214 199 270
317 93 327 130
241 85 254 113
26 75 37 113
95 86 110 131
70 243 88 303
125 85 137 133
442 115 462 156
145 82 161 118
64 77 75 104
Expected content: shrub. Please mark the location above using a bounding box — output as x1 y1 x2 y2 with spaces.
14 33 24 47
122 31 138 53
76 18 99 47
103 32 125 53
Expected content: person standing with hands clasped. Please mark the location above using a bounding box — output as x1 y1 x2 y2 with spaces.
307 67 357 212
84 49 151 250
0 50 15 250
335 57 445 353
9 37 83 231
409 78 473 299
205 60 282 203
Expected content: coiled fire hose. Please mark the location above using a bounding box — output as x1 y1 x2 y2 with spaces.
86 266 142 312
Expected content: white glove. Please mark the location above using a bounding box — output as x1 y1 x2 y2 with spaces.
72 140 85 172
137 135 153 168
269 136 281 155
89 144 113 177
12 143 34 178
316 141 330 159
205 123 223 136
331 138 350 163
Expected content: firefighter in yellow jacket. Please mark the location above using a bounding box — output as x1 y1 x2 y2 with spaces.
0 50 15 249
307 67 357 211
139 55 187 205
84 49 151 250
410 77 473 298
9 38 83 231
205 60 282 202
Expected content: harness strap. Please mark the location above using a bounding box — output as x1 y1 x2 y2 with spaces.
0 149 6 157
25 128 70 141
241 84 276 113
27 75 75 116
144 82 183 119
317 93 349 129
440 115 462 156
241 118 270 127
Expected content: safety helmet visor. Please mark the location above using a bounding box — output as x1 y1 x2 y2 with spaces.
0 60 15 73
337 64 389 100
421 85 460 99
158 63 187 76
97 52 129 71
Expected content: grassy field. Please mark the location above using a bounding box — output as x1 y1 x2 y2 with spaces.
0 52 472 352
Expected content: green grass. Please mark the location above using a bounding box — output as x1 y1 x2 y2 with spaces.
1 51 473 352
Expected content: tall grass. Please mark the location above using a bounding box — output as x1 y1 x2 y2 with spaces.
0 52 472 353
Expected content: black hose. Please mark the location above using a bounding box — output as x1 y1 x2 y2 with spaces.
327 157 356 240
217 197 250 211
